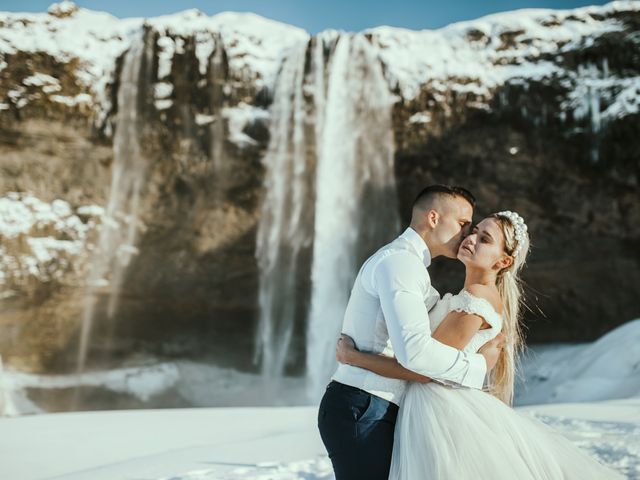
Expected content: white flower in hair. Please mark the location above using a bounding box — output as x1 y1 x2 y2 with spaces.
496 210 528 257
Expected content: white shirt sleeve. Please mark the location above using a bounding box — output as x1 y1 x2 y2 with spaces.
371 251 487 389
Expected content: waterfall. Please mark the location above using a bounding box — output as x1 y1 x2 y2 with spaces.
255 32 399 397
76 29 152 375
306 34 399 397
588 83 601 163
209 34 228 197
0 355 17 417
254 40 315 381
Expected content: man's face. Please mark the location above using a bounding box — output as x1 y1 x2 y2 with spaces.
432 196 473 259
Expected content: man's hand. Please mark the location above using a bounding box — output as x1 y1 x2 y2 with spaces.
478 332 506 371
336 334 358 365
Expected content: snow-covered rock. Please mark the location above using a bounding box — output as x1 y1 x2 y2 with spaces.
369 2 639 99
0 400 637 479
0 192 103 291
1 1 637 128
516 319 640 405
0 3 307 123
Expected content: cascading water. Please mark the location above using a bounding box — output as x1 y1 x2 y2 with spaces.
306 34 399 398
76 29 152 376
254 40 315 382
255 32 399 398
209 34 228 196
0 355 17 417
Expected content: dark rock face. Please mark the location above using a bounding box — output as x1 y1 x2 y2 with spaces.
391 13 640 342
393 105 640 342
0 23 271 373
0 4 639 377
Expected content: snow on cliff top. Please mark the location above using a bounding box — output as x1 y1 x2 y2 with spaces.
0 6 137 86
149 9 308 82
0 3 308 92
0 1 637 103
368 1 640 98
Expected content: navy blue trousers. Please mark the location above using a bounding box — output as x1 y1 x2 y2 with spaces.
317 381 399 480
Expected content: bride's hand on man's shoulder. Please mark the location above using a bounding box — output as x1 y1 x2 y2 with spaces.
336 334 357 365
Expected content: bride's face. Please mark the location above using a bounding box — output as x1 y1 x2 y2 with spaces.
457 218 512 272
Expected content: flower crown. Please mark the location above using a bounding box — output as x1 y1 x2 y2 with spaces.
496 210 528 258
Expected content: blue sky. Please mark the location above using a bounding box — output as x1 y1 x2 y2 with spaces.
1 1 612 33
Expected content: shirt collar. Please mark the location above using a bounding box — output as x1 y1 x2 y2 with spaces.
399 227 432 267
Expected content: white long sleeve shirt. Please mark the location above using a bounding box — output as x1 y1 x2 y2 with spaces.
331 227 487 405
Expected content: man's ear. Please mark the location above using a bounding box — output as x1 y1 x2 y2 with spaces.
495 255 513 271
426 209 439 228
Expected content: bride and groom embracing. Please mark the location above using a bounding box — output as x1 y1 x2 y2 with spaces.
317 185 620 479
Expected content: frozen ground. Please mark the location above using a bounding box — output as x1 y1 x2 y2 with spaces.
0 399 638 479
0 406 327 480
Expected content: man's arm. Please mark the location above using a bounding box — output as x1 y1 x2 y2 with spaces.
372 251 488 389
336 334 432 383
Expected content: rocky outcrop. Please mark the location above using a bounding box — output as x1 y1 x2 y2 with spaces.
0 2 638 379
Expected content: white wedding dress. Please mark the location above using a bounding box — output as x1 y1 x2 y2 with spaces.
389 290 623 480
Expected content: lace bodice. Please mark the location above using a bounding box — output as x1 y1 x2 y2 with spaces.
429 290 503 354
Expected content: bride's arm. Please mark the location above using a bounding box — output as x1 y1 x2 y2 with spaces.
337 312 486 382
431 310 486 349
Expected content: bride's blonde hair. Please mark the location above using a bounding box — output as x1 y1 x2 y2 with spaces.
488 213 530 405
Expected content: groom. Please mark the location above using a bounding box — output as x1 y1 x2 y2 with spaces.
317 185 504 480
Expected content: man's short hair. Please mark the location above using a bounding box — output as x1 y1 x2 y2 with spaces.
412 184 476 211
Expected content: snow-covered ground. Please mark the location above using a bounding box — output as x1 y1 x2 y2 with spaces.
519 399 640 479
0 406 329 480
1 320 639 479
0 400 637 479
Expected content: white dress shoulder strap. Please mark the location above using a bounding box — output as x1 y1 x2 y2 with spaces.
449 290 503 330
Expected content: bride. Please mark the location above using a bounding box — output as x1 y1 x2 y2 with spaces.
336 211 622 479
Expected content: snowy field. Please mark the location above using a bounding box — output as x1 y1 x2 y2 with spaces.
1 319 639 479
0 400 638 479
